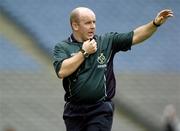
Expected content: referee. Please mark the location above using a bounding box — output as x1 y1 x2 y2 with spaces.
53 7 173 131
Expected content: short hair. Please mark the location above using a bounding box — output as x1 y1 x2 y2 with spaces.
70 7 94 26
70 7 81 26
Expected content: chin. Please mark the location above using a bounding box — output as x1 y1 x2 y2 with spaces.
89 36 94 39
83 36 94 41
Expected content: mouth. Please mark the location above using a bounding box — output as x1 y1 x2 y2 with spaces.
88 32 94 37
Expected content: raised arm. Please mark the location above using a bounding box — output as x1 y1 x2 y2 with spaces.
132 9 173 45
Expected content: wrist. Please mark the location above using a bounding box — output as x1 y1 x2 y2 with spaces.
153 19 161 27
79 48 89 58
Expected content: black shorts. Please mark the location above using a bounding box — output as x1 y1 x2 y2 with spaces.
63 100 114 131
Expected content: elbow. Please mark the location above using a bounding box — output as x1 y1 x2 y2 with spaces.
58 71 64 79
58 70 67 79
132 36 138 45
132 31 141 45
132 33 146 45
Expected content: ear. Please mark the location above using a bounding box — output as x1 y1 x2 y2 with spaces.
72 22 79 31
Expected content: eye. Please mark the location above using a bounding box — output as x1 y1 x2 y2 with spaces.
85 21 92 25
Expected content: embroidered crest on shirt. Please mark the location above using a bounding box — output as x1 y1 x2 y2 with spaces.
97 53 106 64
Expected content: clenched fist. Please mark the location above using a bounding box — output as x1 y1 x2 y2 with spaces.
82 39 97 55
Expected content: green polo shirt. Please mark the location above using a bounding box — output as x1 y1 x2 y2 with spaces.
53 31 133 104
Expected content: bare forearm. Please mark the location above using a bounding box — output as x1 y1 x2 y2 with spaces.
58 51 84 79
133 9 173 45
133 21 157 45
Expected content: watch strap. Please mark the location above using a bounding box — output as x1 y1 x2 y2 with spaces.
80 48 89 58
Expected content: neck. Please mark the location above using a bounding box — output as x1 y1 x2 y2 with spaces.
72 33 84 43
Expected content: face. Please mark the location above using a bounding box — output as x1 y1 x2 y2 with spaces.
73 10 96 41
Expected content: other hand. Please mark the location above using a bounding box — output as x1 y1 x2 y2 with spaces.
154 9 173 26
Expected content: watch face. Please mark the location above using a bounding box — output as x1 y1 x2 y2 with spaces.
80 48 89 58
84 52 89 58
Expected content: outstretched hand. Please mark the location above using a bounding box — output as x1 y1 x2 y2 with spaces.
154 9 173 26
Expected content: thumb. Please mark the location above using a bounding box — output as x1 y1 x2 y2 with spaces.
156 16 164 25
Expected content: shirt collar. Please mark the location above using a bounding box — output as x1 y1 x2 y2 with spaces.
69 34 82 44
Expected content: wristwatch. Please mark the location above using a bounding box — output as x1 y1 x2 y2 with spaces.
80 48 89 58
153 19 161 27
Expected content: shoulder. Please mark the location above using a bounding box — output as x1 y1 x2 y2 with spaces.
94 33 113 42
54 40 68 47
97 32 128 41
105 31 133 38
96 32 122 42
53 39 71 50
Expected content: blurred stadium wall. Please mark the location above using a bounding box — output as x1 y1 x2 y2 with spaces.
0 0 180 131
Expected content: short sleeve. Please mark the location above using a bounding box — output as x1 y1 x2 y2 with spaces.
112 31 134 52
53 43 69 78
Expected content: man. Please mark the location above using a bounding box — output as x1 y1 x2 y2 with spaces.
53 7 173 131
163 104 180 131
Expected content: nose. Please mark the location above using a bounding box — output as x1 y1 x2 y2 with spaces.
91 22 96 29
